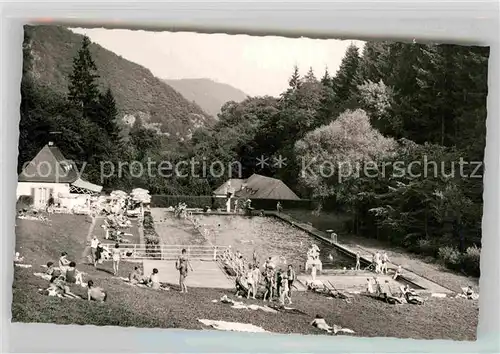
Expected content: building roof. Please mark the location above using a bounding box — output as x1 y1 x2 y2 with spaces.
71 178 103 193
213 178 246 196
18 144 79 183
214 174 301 200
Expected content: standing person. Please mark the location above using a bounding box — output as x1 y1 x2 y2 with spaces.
381 252 390 274
176 248 194 293
46 194 55 212
95 242 104 265
374 251 381 273
276 202 282 213
279 274 292 306
355 252 361 271
90 235 99 267
111 243 121 276
246 264 255 299
251 263 260 299
311 263 317 281
275 269 283 300
366 278 374 294
263 267 274 302
286 264 296 303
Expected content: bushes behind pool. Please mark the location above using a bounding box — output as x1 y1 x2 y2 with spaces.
438 245 481 277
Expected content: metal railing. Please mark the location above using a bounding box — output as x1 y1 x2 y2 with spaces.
101 243 229 261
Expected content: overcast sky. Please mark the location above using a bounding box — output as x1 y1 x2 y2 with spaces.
71 28 364 97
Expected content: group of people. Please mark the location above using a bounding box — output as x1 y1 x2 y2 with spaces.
233 254 297 306
40 252 107 302
365 276 424 304
89 235 121 274
371 250 390 274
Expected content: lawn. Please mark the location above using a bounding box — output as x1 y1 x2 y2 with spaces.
11 214 479 340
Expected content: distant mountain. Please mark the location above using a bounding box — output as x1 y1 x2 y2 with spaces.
164 78 249 117
26 25 214 139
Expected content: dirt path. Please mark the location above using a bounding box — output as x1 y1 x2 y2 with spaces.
80 215 97 262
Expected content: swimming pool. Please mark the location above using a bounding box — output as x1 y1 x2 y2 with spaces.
195 214 354 272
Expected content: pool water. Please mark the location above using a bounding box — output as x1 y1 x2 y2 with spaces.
196 215 355 272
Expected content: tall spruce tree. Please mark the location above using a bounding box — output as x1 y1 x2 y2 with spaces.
288 65 301 90
332 44 361 103
68 36 100 115
98 87 121 142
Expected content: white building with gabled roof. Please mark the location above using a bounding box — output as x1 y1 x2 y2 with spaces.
17 142 103 208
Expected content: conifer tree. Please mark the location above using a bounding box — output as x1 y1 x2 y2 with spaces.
97 87 121 142
332 43 361 103
68 36 100 115
288 65 301 89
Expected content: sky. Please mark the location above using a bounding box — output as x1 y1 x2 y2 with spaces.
71 28 364 97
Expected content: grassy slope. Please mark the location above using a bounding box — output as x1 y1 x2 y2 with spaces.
26 25 215 137
285 210 479 293
11 214 478 340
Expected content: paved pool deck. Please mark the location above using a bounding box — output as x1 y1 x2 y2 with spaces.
143 259 234 289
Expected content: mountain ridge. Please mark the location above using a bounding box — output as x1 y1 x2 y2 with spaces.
164 78 249 117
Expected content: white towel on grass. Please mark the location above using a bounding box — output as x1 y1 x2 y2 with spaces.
15 264 32 268
431 293 447 298
198 319 268 333
34 272 52 281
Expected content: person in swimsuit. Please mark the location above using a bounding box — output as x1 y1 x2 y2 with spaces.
252 250 258 267
65 261 84 285
111 243 121 276
58 252 71 275
176 249 193 293
279 274 292 306
286 264 296 303
148 268 161 290
246 264 256 299
263 267 274 301
45 261 61 278
355 252 361 271
90 235 99 267
87 280 107 302
381 252 389 274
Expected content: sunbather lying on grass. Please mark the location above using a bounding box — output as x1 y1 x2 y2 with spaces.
39 275 80 299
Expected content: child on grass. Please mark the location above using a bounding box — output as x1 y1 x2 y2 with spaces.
87 280 107 302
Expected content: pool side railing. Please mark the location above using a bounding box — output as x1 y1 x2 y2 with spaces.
101 243 230 261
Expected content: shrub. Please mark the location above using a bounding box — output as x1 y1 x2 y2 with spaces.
417 239 435 256
438 246 462 271
17 195 33 209
462 245 481 277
